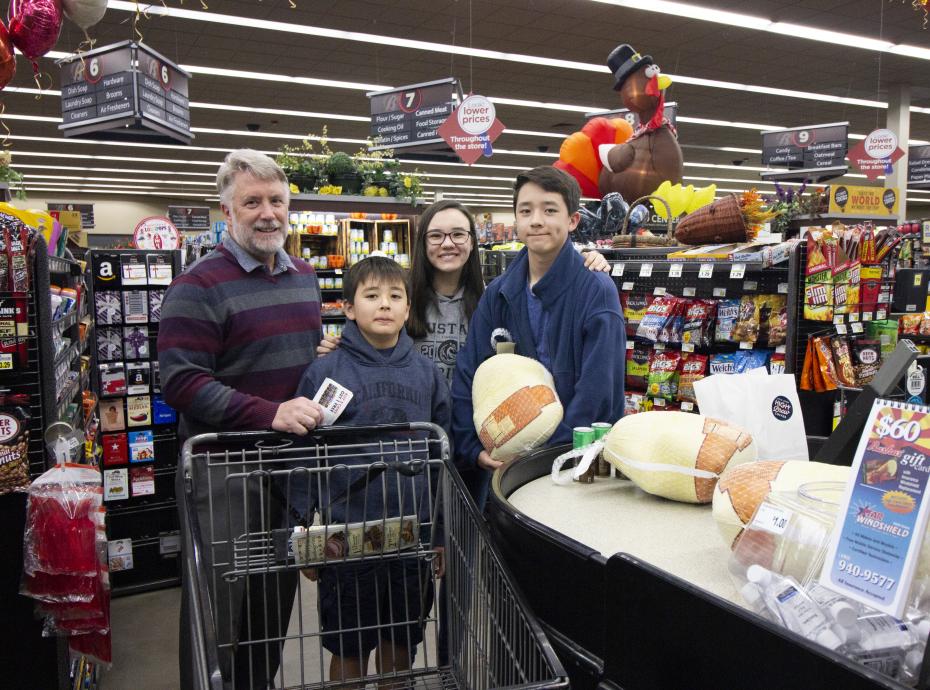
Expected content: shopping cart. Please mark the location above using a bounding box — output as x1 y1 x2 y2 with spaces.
179 423 568 690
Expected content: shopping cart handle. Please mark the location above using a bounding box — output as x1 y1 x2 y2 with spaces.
209 423 434 444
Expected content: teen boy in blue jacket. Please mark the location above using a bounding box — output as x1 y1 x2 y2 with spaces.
292 256 451 684
452 166 626 507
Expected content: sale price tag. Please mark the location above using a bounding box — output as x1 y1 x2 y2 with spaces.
622 281 635 291
778 282 789 294
713 287 727 297
877 309 887 320
739 341 752 349
682 287 696 297
639 263 653 277
864 312 874 321
729 263 746 279
611 263 624 277
699 263 714 279
681 342 695 353
851 322 864 334
668 263 683 278
754 503 792 536
743 280 758 291
835 323 848 335
653 286 666 296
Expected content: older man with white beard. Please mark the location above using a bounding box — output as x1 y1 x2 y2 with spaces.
159 149 325 689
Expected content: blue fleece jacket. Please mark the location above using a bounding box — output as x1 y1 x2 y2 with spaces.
451 239 625 472
290 319 451 526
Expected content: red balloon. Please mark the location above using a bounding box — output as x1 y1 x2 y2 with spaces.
8 0 62 62
0 22 16 91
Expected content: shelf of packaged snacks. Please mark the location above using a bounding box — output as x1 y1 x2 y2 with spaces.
791 213 899 224
51 309 78 334
53 339 79 373
47 254 80 275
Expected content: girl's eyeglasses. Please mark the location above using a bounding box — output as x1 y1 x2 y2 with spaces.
425 230 471 246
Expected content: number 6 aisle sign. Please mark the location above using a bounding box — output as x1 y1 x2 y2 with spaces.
820 399 930 617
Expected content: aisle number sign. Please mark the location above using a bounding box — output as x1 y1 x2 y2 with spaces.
438 95 505 165
828 184 899 216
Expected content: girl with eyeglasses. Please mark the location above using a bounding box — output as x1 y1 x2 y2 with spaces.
316 200 608 380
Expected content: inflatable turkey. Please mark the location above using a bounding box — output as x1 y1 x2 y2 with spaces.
601 44 684 202
557 44 684 203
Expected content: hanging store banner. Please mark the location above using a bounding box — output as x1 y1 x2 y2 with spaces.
849 129 905 181
47 203 94 229
367 78 459 151
58 40 192 145
761 122 848 171
438 95 506 165
586 102 678 130
167 206 210 231
828 184 899 216
908 145 930 187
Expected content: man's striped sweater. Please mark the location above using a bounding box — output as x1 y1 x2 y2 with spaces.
157 236 322 440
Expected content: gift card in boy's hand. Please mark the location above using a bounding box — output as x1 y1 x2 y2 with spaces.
312 378 353 426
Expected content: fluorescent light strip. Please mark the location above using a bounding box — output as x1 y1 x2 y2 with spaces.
25 187 211 198
421 183 512 191
24 181 158 189
190 101 370 122
23 173 215 186
441 192 514 199
589 1 930 63
98 1 930 115
15 163 216 176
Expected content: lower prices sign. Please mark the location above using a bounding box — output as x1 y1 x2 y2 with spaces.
438 95 505 165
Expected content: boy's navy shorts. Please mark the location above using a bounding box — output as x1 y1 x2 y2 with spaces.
319 559 434 658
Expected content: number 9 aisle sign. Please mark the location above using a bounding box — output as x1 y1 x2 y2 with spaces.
820 399 930 617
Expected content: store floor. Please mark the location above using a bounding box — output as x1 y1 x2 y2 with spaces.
102 579 438 689
103 586 182 689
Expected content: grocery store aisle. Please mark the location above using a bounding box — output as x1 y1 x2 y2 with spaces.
101 586 181 689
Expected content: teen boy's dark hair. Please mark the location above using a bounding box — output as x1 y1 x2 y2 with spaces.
513 166 581 215
342 255 409 305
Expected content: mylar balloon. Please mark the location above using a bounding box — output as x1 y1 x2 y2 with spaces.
652 180 672 219
8 0 63 61
686 184 717 214
0 22 16 91
62 0 106 30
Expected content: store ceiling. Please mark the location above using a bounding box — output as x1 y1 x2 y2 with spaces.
4 0 930 213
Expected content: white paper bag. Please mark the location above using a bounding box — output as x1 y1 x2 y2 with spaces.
693 372 807 461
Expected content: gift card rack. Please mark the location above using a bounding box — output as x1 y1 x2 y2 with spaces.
87 248 182 595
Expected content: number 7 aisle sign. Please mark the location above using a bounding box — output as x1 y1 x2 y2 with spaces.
820 398 930 617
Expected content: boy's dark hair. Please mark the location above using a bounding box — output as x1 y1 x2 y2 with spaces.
407 200 484 340
513 166 581 214
343 256 409 305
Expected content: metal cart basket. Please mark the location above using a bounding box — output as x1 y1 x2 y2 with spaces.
179 423 568 690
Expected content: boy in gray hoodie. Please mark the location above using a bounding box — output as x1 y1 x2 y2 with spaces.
292 256 451 685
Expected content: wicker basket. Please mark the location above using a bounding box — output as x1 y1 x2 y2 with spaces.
611 195 677 248
674 193 748 245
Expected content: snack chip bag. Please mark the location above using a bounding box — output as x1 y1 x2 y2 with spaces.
647 351 681 402
715 299 741 343
678 353 708 403
625 344 651 391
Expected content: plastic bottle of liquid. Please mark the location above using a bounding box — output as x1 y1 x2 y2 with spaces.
747 565 843 651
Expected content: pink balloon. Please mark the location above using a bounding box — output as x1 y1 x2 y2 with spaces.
8 0 63 62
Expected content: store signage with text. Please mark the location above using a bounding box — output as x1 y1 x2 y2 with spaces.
438 95 505 165
849 128 905 181
58 41 192 144
909 145 930 187
828 184 899 216
167 206 210 231
367 78 457 151
590 102 678 130
47 203 94 229
761 122 848 170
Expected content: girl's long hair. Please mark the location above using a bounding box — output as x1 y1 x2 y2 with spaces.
407 200 485 339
